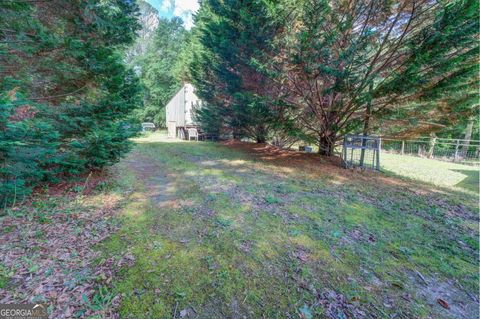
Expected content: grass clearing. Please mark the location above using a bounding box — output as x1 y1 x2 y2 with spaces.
382 153 479 193
1 132 477 318
99 133 478 318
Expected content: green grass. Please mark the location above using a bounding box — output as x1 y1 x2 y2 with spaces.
0 264 11 289
382 153 479 193
99 133 478 318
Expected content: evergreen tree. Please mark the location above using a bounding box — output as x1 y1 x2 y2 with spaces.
267 0 479 155
0 0 141 205
131 17 188 127
190 0 286 142
189 0 477 154
374 0 479 138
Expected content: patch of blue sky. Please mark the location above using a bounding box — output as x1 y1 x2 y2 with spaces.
145 0 199 28
145 0 174 18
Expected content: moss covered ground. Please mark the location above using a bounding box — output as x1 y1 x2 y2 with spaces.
98 133 479 318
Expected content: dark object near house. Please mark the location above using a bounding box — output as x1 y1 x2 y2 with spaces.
342 135 381 171
141 122 155 132
299 145 313 152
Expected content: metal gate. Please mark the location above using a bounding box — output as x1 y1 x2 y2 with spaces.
342 135 381 171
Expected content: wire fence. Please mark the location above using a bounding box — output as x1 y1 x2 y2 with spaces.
342 135 381 170
381 137 480 165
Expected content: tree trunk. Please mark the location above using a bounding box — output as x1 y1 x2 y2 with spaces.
427 132 436 158
359 105 372 165
231 127 239 140
255 126 267 143
318 135 335 156
360 82 373 166
256 136 266 143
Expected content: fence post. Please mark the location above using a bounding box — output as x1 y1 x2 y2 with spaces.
401 140 405 155
342 136 348 168
428 134 436 159
454 139 460 162
376 138 381 171
359 136 367 166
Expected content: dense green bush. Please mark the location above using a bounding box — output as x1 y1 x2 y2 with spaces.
0 0 141 206
0 100 59 204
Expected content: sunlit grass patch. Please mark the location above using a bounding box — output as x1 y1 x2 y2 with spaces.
382 153 479 193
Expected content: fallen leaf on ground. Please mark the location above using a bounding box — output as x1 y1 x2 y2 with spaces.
437 298 450 309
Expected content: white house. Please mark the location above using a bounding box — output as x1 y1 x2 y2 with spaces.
165 83 202 139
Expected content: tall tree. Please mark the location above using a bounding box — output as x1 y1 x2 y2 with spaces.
267 0 478 155
374 0 479 137
132 17 188 127
0 0 141 205
190 0 286 142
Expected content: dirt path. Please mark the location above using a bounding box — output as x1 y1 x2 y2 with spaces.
123 153 178 208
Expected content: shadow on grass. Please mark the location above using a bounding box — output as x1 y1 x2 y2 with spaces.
120 138 479 318
452 169 479 193
139 139 478 205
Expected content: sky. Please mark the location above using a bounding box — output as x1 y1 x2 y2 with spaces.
145 0 199 29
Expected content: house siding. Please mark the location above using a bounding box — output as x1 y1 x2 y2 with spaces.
165 83 201 132
166 86 186 127
184 83 201 126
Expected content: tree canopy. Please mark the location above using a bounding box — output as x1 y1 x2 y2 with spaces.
125 1 190 127
189 0 479 155
132 16 189 126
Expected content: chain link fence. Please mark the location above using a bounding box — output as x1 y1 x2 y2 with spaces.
381 137 480 165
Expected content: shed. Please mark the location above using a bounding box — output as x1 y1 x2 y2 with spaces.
165 83 202 139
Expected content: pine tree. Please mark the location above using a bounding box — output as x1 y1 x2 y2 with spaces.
190 0 285 142
0 0 141 206
374 0 479 137
267 0 479 155
186 0 479 153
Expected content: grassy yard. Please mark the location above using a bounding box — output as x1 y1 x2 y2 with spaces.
101 133 477 318
382 153 479 194
1 133 478 318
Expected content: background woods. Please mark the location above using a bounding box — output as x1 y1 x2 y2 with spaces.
129 13 189 126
